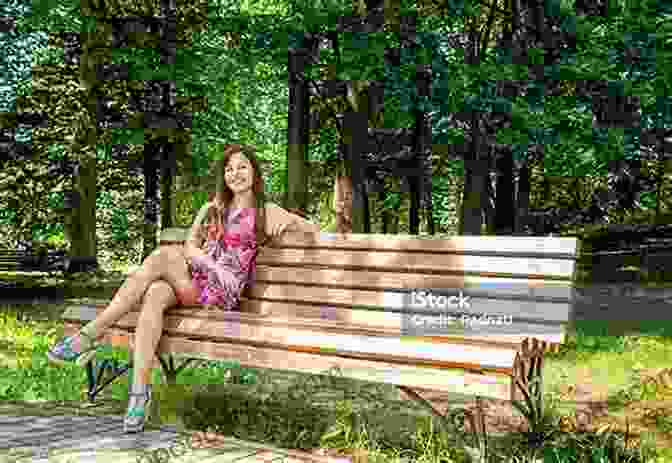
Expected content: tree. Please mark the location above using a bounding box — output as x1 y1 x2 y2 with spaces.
6 0 667 257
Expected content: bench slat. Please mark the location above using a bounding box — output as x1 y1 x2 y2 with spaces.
278 232 579 255
256 248 575 279
63 324 515 401
160 336 515 401
167 318 517 372
253 266 575 299
245 283 572 325
63 305 519 374
236 300 567 347
162 241 575 281
62 301 566 350
159 228 578 255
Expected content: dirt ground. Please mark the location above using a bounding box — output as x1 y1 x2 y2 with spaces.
399 365 672 449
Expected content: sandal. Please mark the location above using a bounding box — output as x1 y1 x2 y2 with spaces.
47 330 99 367
124 383 153 433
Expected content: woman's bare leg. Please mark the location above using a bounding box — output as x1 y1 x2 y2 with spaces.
80 245 193 340
131 279 177 387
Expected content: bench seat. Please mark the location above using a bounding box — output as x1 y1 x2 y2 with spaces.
65 305 522 400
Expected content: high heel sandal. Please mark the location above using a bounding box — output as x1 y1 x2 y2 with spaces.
124 383 153 433
47 330 99 367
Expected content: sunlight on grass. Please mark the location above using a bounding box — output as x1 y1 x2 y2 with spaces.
544 333 672 400
0 309 60 351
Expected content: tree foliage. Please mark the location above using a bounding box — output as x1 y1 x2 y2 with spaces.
0 0 669 261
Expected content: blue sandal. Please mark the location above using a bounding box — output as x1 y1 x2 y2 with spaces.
47 330 99 367
124 384 153 433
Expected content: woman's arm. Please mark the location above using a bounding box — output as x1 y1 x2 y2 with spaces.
285 207 322 234
265 203 320 237
184 200 212 261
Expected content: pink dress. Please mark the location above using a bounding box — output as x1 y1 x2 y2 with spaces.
186 207 258 310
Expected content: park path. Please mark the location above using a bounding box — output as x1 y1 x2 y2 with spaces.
0 408 350 463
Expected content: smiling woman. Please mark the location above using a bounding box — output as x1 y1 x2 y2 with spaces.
46 142 321 434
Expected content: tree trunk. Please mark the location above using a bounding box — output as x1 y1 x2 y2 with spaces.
459 19 487 236
515 160 531 235
343 111 369 234
542 173 551 203
459 112 487 235
390 205 400 234
160 172 174 230
425 194 435 234
334 173 353 233
66 154 98 273
380 190 390 234
654 155 664 224
459 168 487 235
483 172 496 235
285 45 312 213
363 184 371 234
160 144 176 230
142 143 160 260
415 60 433 235
409 176 420 234
494 147 515 235
64 22 104 273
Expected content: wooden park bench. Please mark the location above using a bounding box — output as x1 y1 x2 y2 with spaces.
0 247 68 274
61 229 579 434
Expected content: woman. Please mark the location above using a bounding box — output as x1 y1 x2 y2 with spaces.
47 143 320 433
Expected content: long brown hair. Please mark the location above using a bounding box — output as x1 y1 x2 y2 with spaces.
206 143 269 246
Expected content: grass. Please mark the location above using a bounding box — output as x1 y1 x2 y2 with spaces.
2 297 672 462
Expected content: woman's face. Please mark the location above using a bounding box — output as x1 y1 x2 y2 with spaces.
224 151 254 196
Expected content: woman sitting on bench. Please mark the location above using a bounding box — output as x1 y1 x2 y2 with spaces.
47 143 320 433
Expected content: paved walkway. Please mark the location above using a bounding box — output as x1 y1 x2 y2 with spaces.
0 414 348 463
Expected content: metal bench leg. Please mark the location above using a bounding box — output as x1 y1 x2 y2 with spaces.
156 353 201 385
397 386 488 455
85 358 131 403
397 386 446 428
511 350 544 427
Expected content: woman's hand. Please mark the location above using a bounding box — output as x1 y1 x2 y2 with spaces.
269 220 291 238
183 244 206 266
266 203 320 238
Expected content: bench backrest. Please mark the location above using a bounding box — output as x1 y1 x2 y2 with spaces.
160 229 579 351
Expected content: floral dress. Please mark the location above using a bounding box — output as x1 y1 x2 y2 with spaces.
188 207 258 310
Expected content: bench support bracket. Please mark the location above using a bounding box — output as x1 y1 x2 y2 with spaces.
85 358 131 402
156 353 201 384
511 349 545 428
396 386 487 450
83 353 203 402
